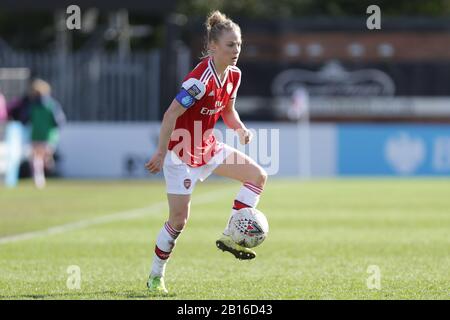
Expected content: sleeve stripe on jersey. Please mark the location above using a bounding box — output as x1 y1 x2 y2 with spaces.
230 66 241 99
200 69 212 83
203 72 212 84
229 66 241 74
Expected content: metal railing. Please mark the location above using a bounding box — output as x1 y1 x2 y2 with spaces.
0 50 161 121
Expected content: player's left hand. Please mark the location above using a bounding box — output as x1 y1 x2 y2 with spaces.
237 128 253 145
145 151 165 174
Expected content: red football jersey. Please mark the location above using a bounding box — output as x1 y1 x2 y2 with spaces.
168 57 241 167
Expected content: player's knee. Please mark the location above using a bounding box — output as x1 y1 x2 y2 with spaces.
170 214 188 231
258 168 268 187
248 167 267 188
172 219 187 231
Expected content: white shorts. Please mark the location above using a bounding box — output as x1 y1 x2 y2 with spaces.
163 142 235 195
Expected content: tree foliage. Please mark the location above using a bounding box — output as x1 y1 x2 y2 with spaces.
177 0 450 18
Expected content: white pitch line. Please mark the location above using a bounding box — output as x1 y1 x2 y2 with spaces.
0 187 232 245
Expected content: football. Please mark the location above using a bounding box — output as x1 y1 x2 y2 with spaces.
229 207 269 248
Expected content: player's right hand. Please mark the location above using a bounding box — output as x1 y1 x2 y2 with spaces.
145 151 165 174
237 128 253 145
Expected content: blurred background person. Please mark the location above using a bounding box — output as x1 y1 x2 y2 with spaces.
7 90 31 126
0 91 7 122
2 81 32 187
28 79 66 188
2 87 29 188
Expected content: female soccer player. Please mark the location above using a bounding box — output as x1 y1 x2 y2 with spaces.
28 79 66 189
145 10 267 295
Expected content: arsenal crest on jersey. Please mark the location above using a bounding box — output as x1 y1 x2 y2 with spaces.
183 179 192 189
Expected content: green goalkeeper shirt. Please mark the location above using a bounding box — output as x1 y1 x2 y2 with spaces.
30 95 65 145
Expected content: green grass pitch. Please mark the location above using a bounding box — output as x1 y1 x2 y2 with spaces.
0 178 449 299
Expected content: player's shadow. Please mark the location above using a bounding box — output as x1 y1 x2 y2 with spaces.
127 292 177 299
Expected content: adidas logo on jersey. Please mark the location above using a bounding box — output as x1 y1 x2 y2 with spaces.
208 91 214 97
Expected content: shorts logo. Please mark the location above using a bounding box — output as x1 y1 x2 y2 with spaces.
187 85 201 97
183 179 192 189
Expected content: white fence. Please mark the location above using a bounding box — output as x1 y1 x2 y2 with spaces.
55 122 335 178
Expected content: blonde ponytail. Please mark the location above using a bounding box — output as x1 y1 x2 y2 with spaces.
201 10 241 58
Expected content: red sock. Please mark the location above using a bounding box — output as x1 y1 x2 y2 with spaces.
233 199 251 210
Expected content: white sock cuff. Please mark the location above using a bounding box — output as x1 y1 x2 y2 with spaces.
235 183 262 208
243 182 263 195
164 221 182 240
155 222 180 255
